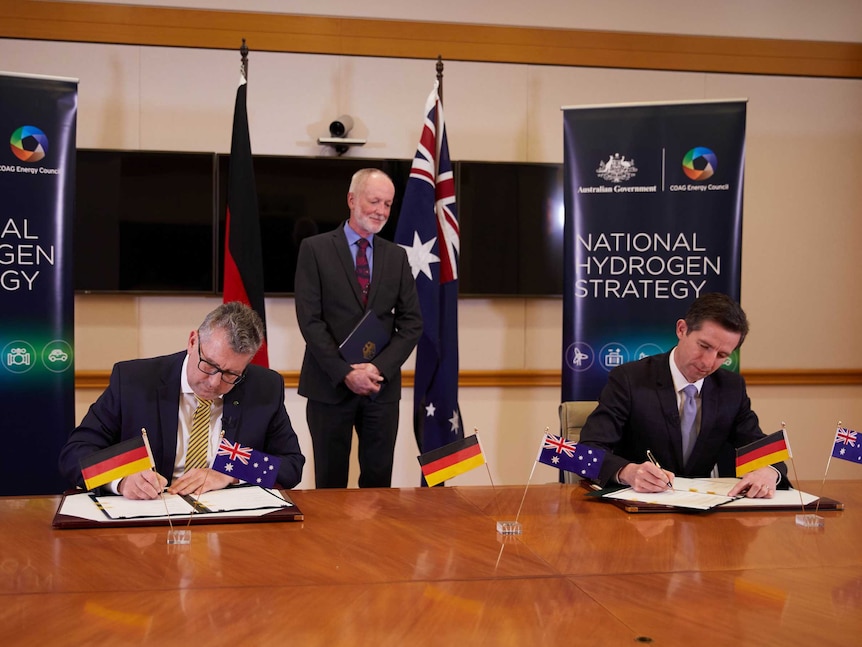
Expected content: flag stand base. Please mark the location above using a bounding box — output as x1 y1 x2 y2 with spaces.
496 520 522 535
795 513 824 528
167 529 191 544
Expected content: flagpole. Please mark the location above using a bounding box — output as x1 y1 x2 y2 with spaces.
775 423 809 513
782 421 823 528
510 428 547 528
141 427 174 531
240 38 248 80
813 421 841 517
434 57 443 209
436 55 443 105
475 431 505 521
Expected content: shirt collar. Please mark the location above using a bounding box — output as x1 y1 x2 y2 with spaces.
343 221 373 248
669 347 704 394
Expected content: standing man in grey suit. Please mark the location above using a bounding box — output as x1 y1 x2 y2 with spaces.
295 168 422 488
59 302 305 498
579 293 788 498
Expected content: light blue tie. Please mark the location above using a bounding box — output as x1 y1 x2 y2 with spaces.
680 384 698 464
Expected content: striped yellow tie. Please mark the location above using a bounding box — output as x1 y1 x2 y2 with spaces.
186 395 212 471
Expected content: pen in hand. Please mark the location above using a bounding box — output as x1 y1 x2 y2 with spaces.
646 449 673 489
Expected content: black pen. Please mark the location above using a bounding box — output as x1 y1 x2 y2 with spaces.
646 449 673 489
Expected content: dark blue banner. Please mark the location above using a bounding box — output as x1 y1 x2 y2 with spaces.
562 101 745 401
0 72 77 494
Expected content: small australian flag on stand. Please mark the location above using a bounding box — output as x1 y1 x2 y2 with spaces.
536 432 605 480
211 438 281 488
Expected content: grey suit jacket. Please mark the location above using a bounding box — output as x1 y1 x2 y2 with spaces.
294 226 422 404
579 352 789 487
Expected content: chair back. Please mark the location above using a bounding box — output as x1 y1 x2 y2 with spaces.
558 401 598 484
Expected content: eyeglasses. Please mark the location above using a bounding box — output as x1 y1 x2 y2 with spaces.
197 336 246 385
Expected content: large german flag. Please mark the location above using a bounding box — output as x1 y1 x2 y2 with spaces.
80 436 154 491
222 58 269 367
736 429 791 477
418 435 485 487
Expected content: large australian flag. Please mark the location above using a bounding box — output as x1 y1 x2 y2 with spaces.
395 80 462 473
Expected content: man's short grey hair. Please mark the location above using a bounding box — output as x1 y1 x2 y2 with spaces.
348 167 393 195
198 302 265 356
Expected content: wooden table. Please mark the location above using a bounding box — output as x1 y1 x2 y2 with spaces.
2 482 860 646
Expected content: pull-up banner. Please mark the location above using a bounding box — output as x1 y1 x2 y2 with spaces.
562 100 746 401
0 72 77 494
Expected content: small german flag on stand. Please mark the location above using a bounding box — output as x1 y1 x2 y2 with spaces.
418 435 485 487
80 436 154 490
736 429 792 477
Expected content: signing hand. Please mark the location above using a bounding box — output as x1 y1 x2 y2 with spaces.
619 461 675 493
168 468 236 496
119 470 168 500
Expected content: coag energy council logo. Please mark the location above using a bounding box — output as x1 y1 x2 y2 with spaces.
10 125 49 163
681 146 717 181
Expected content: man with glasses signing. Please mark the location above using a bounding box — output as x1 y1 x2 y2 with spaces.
59 302 305 499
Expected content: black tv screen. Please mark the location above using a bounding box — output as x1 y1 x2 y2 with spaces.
216 155 412 293
75 150 216 292
74 150 565 297
457 161 564 296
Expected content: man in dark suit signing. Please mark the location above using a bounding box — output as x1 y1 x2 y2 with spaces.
295 168 422 488
580 293 788 498
58 302 305 498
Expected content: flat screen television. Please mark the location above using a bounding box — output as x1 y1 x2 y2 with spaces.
215 155 412 294
456 160 564 296
74 150 565 296
75 150 216 292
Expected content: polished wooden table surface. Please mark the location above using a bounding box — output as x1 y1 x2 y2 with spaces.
2 481 861 646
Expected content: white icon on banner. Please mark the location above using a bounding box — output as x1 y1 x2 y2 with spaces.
598 343 630 372
596 153 638 183
8 347 31 366
565 342 594 372
604 348 624 368
3 341 37 374
572 347 589 367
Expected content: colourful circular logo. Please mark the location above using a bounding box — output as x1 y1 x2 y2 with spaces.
10 125 49 163
682 147 717 181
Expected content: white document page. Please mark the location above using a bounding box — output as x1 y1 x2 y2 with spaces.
603 477 818 510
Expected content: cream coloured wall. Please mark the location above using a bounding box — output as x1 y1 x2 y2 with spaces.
3 31 861 487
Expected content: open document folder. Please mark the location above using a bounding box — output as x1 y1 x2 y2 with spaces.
599 477 819 511
53 485 303 528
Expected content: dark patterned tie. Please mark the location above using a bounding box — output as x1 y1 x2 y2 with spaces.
680 384 698 464
355 238 370 306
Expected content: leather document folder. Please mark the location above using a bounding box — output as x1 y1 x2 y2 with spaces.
52 486 304 528
339 310 390 364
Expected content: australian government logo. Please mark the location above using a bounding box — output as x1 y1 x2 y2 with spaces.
578 147 731 195
579 153 657 194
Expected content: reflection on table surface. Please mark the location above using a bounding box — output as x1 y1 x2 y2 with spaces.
2 481 861 645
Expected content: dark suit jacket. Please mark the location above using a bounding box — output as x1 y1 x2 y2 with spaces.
58 351 305 489
294 226 422 404
579 352 789 488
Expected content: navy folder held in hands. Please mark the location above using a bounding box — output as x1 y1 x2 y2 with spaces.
339 310 390 364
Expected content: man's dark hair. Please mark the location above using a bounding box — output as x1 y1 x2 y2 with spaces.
684 293 749 347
